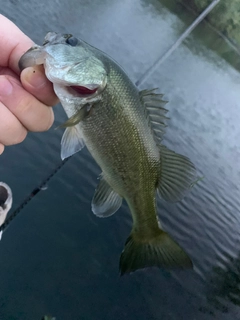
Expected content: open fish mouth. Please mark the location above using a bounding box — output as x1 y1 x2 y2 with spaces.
71 85 98 96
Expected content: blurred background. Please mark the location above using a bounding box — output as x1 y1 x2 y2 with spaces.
0 0 240 319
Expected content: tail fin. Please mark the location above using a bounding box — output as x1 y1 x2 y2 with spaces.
119 230 192 275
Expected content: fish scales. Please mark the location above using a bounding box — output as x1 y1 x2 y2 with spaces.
80 62 159 197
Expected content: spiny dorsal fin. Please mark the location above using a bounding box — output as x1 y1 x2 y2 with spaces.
139 88 169 145
92 176 122 217
158 145 196 202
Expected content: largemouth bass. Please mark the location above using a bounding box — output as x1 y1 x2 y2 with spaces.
19 32 196 275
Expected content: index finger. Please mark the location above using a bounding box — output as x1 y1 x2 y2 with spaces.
0 15 34 74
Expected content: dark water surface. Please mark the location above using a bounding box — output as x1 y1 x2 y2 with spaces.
0 0 240 319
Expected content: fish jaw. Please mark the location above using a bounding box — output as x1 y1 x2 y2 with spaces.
43 47 107 95
18 32 73 70
18 46 47 70
19 33 108 106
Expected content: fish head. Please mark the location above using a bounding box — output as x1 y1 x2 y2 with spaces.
19 32 107 103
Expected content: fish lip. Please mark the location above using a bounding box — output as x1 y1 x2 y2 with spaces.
18 45 46 71
19 32 73 71
58 84 104 105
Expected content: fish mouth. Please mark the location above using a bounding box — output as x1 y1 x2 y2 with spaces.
57 73 107 101
18 46 47 71
19 49 101 99
69 85 99 98
19 44 107 101
53 82 103 104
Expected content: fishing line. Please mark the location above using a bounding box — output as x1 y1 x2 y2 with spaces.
135 0 220 87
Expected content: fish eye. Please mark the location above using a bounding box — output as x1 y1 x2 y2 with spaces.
66 37 78 47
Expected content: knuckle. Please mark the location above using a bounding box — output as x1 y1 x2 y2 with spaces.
0 106 27 146
37 108 54 132
18 96 53 132
18 94 32 115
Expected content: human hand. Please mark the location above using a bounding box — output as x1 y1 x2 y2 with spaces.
0 14 59 155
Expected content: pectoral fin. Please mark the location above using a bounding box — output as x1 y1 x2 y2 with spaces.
158 145 196 202
59 104 91 128
61 125 85 160
92 177 122 217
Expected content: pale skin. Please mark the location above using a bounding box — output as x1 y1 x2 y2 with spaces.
0 15 59 155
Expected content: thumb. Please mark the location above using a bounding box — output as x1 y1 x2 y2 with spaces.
20 65 59 106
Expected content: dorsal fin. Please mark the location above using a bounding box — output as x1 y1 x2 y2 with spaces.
139 88 169 145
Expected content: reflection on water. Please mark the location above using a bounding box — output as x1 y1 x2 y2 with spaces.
156 0 240 71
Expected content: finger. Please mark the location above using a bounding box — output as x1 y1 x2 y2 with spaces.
0 75 54 132
0 101 27 146
0 15 33 74
0 144 4 154
21 65 59 106
0 66 19 80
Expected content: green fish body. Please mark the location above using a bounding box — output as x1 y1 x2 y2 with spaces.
19 33 196 274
